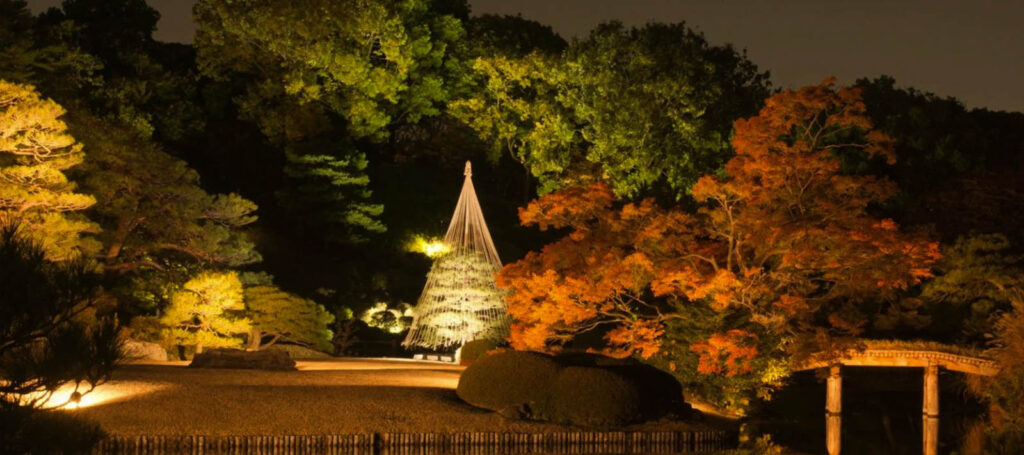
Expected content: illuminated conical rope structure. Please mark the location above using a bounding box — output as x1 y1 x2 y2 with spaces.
403 162 510 351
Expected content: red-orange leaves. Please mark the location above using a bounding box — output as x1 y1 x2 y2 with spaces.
602 319 665 359
498 182 695 358
518 183 614 230
501 79 939 371
691 330 759 377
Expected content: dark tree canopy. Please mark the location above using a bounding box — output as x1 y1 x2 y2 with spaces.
855 76 1024 241
466 14 567 58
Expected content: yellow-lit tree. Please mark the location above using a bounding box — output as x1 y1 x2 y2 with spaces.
160 271 251 354
244 284 334 352
0 80 99 260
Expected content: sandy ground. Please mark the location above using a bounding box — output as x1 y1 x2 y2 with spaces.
70 358 711 436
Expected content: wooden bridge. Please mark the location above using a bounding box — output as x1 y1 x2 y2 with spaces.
793 348 999 455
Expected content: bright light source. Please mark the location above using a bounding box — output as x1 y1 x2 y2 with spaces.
31 382 169 410
67 391 82 410
406 235 450 258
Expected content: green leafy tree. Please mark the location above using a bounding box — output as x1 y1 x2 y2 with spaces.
192 0 468 140
68 115 259 317
194 0 466 245
72 116 260 272
160 271 250 354
243 284 335 352
969 290 1024 451
0 79 99 260
917 234 1024 344
279 141 385 245
194 0 468 141
451 22 771 198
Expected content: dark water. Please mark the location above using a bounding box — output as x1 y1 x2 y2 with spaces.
747 368 987 454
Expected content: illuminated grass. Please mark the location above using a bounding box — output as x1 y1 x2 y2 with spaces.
73 358 711 436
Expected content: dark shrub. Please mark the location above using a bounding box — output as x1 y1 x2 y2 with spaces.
0 225 123 413
605 362 689 417
457 350 561 413
547 366 642 427
554 352 632 367
459 339 500 365
190 348 296 370
458 350 690 427
554 353 689 417
1 407 105 453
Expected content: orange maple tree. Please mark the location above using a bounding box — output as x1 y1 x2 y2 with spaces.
498 79 940 379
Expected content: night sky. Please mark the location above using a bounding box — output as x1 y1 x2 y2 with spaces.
26 0 1024 112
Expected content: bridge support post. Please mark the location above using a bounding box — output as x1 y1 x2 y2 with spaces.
923 364 939 455
826 364 842 455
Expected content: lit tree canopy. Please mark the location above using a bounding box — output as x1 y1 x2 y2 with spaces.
0 79 99 260
917 233 1024 344
498 80 940 407
160 271 250 354
451 22 771 198
194 0 468 141
244 284 335 352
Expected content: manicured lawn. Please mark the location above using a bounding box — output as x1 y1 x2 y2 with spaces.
72 358 712 436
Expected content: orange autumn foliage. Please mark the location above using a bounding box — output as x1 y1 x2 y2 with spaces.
690 330 760 377
498 184 689 358
498 79 940 370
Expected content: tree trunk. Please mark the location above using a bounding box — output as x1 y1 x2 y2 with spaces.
248 329 263 351
826 365 842 455
263 334 282 349
105 216 139 261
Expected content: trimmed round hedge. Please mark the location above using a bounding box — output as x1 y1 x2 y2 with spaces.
456 350 561 413
458 339 500 365
548 366 641 427
555 353 688 417
457 350 688 427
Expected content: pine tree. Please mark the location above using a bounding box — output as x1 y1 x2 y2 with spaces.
160 271 250 354
244 284 335 352
0 80 99 260
0 225 121 412
407 251 508 350
279 144 385 245
404 162 510 351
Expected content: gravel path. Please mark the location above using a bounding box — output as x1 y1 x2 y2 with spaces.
73 358 710 436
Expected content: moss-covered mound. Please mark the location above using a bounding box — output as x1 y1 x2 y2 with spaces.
456 350 560 413
459 339 500 365
457 350 689 427
548 366 642 427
